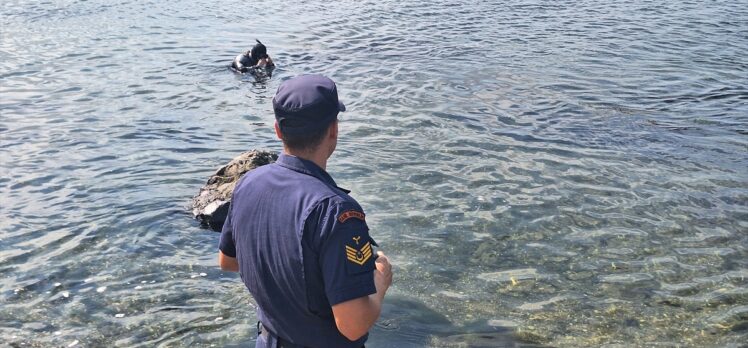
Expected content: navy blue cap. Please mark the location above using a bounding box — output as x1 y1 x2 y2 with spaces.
273 75 346 135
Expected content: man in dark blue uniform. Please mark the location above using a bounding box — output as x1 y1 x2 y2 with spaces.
218 74 393 348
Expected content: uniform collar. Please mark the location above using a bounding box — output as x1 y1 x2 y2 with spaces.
275 153 351 194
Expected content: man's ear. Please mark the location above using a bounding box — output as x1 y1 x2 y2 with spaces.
274 121 283 140
329 120 339 140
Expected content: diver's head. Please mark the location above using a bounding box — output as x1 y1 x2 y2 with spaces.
251 39 268 60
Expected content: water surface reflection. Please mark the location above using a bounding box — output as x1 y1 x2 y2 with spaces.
1 0 746 346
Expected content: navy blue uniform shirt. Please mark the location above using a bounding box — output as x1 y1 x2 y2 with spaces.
219 153 377 348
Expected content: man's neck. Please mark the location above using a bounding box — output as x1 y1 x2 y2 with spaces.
283 148 328 170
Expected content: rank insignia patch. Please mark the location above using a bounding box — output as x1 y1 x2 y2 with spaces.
345 241 372 265
338 210 365 223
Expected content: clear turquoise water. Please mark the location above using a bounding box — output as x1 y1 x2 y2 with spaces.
1 0 747 347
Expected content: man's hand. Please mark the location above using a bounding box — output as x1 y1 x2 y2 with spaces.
331 250 394 341
373 251 392 296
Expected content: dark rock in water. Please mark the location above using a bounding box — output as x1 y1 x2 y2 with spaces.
191 150 278 231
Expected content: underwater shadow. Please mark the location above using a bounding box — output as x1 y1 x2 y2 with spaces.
368 296 550 348
229 65 275 85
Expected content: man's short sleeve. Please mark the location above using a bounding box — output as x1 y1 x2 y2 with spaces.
218 204 236 258
318 202 377 306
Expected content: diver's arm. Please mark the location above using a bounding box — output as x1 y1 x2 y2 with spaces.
241 61 258 71
254 58 267 68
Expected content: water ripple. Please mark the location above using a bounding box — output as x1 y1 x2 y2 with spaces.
1 0 747 346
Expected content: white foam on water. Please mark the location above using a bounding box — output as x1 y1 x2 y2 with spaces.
437 290 468 300
488 319 519 327
599 273 654 284
477 268 548 282
517 296 568 311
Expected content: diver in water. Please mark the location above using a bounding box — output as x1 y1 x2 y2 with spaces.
232 39 275 73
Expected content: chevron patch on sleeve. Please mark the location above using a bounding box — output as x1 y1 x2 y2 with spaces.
345 241 372 266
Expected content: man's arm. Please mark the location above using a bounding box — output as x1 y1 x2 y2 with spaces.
331 251 392 341
218 205 238 271
218 250 239 272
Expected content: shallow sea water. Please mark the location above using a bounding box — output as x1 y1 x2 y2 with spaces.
1 0 747 347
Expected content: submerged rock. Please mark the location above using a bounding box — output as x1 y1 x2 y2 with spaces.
433 332 545 348
191 150 278 231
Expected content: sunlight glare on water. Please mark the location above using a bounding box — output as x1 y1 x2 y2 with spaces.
1 0 747 347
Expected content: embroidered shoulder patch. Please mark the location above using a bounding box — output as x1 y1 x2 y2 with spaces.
345 241 372 265
338 210 365 223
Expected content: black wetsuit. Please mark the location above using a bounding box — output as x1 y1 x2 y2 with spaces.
232 53 258 72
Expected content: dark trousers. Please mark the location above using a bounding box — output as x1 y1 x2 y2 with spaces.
256 322 364 348
257 322 305 348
